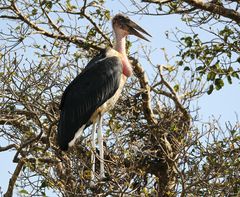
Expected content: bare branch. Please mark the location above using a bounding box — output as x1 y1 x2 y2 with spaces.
159 65 190 120
13 129 43 163
0 15 20 19
0 144 18 152
4 160 24 197
40 5 64 36
142 0 172 4
10 1 102 51
131 57 157 125
183 0 240 23
81 12 112 46
141 0 240 23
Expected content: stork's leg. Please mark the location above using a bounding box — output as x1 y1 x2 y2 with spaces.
97 115 105 179
90 122 97 185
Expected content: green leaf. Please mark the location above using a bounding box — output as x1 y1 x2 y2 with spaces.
105 10 110 20
19 189 29 195
193 34 198 38
57 17 64 24
227 66 234 73
178 60 183 66
237 56 240 63
196 66 204 71
207 71 216 81
214 78 224 90
184 36 193 47
230 130 237 136
227 76 232 84
173 84 179 92
40 180 48 189
32 8 38 15
45 1 52 9
207 84 214 95
184 66 190 71
33 44 40 48
232 72 239 79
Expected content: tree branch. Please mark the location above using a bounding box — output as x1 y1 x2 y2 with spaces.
10 1 102 51
4 160 24 197
0 115 30 132
40 5 64 36
130 57 157 125
158 65 190 120
183 0 240 23
142 0 172 4
142 0 240 23
13 129 43 163
0 15 20 19
0 144 18 152
81 12 112 46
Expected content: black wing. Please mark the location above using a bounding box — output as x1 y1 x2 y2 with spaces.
57 55 122 150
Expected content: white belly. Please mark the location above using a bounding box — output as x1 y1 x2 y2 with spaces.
90 74 127 122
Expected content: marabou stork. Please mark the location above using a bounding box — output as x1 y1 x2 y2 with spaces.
57 14 151 182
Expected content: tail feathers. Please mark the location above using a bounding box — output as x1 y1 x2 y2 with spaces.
57 113 69 151
57 119 86 151
57 108 89 151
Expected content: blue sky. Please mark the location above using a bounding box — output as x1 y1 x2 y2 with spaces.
1 0 239 196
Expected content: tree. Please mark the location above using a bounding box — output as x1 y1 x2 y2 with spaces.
0 0 239 196
131 0 240 94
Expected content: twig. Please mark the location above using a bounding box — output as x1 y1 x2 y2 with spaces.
40 5 64 35
82 12 112 46
159 65 190 120
13 129 43 163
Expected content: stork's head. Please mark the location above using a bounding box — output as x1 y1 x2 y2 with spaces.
112 14 151 41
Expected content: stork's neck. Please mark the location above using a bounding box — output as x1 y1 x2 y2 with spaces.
114 33 127 54
114 32 132 77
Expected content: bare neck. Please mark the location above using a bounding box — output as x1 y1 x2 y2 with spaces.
114 33 127 55
114 30 132 77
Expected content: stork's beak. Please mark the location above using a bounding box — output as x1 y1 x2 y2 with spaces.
127 20 151 42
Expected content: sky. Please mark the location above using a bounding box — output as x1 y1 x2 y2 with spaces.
0 0 239 196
